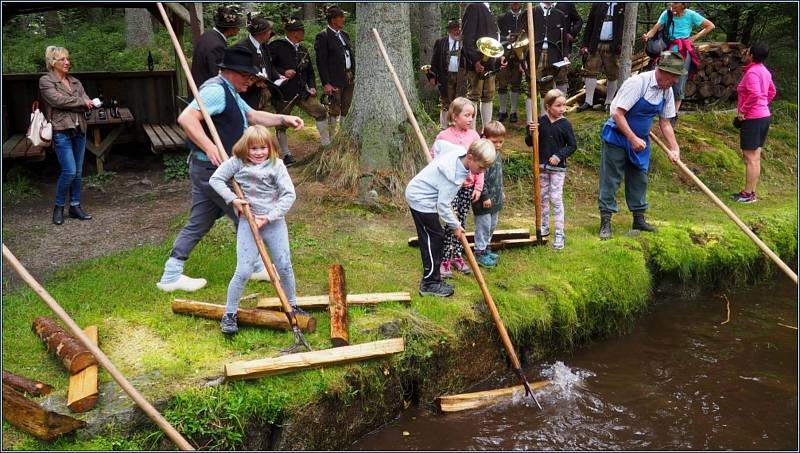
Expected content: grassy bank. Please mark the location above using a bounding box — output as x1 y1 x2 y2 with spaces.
2 105 796 450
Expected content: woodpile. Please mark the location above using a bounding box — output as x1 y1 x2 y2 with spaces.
684 42 746 104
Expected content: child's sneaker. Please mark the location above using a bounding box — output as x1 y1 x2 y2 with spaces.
540 224 550 237
440 259 453 278
553 231 565 250
476 251 497 268
452 256 472 275
732 191 758 203
419 280 455 297
220 313 239 335
486 246 499 260
290 305 310 317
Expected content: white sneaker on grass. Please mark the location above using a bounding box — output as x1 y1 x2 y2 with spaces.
249 270 272 282
156 274 207 292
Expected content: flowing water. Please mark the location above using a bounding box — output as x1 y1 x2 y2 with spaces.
352 277 798 450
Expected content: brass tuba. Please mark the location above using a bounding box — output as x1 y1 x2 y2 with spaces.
476 37 504 79
509 37 529 61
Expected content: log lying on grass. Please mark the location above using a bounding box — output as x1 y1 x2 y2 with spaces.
224 338 405 381
2 370 53 397
436 380 552 412
257 292 411 310
32 316 97 374
328 265 349 347
474 237 545 251
408 228 530 247
2 383 86 439
172 299 316 333
67 325 99 413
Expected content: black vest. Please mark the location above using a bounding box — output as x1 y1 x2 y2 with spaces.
188 76 245 161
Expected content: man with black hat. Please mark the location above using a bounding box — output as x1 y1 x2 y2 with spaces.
157 47 304 292
577 2 626 113
270 16 330 165
235 13 282 110
461 2 503 132
191 5 243 88
430 19 467 130
496 2 526 123
596 51 684 241
315 6 355 135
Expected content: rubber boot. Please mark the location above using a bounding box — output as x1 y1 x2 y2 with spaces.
632 211 658 232
599 212 612 240
317 118 331 146
276 130 290 158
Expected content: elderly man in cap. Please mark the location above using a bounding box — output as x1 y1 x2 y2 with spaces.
597 51 685 240
157 47 304 292
270 16 330 165
191 5 243 88
235 13 282 110
430 19 467 130
315 6 355 135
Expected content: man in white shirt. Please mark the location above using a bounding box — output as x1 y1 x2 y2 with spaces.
430 19 467 129
578 2 626 112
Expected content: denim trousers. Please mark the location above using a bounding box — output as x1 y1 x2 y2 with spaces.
474 211 499 252
53 129 86 206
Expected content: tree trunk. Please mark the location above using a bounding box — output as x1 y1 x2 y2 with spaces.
43 11 60 37
124 8 154 48
2 384 85 440
415 3 441 103
617 3 639 86
310 2 435 204
189 3 204 46
328 265 349 347
303 3 316 21
32 317 97 374
740 10 757 45
2 371 53 397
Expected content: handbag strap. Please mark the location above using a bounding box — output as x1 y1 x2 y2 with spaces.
31 100 39 113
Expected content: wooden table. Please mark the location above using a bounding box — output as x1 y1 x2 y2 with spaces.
85 107 134 173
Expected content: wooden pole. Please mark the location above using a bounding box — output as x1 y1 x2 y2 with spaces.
458 236 542 410
171 299 316 332
3 383 85 440
649 132 798 284
436 380 551 412
372 28 432 163
2 371 53 397
526 3 543 241
155 3 312 351
328 265 349 347
67 325 99 413
2 245 195 451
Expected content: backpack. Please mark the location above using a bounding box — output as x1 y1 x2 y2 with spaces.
645 9 674 58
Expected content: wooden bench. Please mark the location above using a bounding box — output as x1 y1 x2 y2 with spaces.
142 123 186 153
2 134 47 161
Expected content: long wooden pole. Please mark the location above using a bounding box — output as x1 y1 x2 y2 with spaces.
372 28 432 163
526 3 543 241
649 132 798 284
2 245 195 451
156 3 311 350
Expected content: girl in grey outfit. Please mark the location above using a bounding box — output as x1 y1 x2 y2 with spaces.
209 125 297 334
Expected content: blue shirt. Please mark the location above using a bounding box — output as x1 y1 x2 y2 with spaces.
658 9 705 41
189 76 253 161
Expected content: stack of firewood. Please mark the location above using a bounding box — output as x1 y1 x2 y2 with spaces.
684 42 746 103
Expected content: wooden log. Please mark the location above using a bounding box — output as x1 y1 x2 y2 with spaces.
2 383 86 440
697 82 713 98
224 338 405 381
684 80 696 98
408 228 530 247
172 299 316 333
436 380 552 412
257 292 411 310
328 265 349 347
67 326 99 413
32 317 97 374
2 370 53 397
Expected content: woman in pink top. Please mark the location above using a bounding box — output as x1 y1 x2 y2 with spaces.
433 97 483 276
732 42 776 203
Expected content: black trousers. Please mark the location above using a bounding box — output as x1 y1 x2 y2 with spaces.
410 208 444 284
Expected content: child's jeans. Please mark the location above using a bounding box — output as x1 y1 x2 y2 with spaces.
225 218 297 314
443 185 472 261
540 170 566 232
474 211 499 252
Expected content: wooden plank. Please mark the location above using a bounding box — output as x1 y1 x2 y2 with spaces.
257 292 411 310
159 123 184 146
172 299 316 333
328 265 349 347
2 383 86 440
2 370 53 397
142 124 164 150
67 326 99 413
224 338 404 381
408 228 530 247
436 380 552 412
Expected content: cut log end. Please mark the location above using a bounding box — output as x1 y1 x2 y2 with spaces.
67 395 98 414
3 370 54 397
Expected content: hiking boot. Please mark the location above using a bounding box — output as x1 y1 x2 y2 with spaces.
52 206 64 225
283 154 297 167
509 113 518 123
440 259 453 279
156 274 207 292
632 212 658 232
497 112 508 122
452 256 472 275
576 102 592 112
419 280 455 297
220 313 239 335
250 270 272 282
68 204 92 220
732 191 758 203
599 212 612 240
476 251 497 268
553 231 565 250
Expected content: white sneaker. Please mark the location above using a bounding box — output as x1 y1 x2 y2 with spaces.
156 274 207 292
249 270 272 282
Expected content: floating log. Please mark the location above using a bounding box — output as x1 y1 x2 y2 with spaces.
408 228 530 247
2 383 86 439
328 265 349 347
224 338 405 381
32 316 97 374
67 326 99 413
172 299 316 333
2 370 53 397
256 292 411 310
435 380 552 413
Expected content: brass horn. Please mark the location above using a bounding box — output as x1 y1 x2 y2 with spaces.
510 37 529 60
477 37 504 62
419 64 432 74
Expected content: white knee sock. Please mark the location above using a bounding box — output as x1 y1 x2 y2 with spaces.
556 83 569 95
584 77 597 106
317 118 331 146
439 110 448 130
276 130 290 157
525 97 533 124
605 80 618 106
480 101 493 130
509 91 519 115
498 92 507 114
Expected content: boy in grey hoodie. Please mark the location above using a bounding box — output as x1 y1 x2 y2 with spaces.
405 139 496 297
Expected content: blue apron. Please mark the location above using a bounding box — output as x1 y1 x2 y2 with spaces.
600 94 666 172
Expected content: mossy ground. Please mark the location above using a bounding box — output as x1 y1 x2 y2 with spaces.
2 103 796 450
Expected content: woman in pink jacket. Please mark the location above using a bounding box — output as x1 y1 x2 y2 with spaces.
732 42 776 203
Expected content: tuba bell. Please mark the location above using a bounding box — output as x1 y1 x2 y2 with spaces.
509 37 529 61
476 37 504 79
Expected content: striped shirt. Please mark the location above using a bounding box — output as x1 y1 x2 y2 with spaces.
609 70 676 120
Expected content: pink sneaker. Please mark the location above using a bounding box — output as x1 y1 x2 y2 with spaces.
440 259 453 278
453 256 472 275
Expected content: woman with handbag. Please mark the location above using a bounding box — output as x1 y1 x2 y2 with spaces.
642 2 715 114
731 42 776 204
39 45 94 225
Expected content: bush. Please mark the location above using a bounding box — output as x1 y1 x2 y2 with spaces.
163 153 189 181
2 168 40 203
